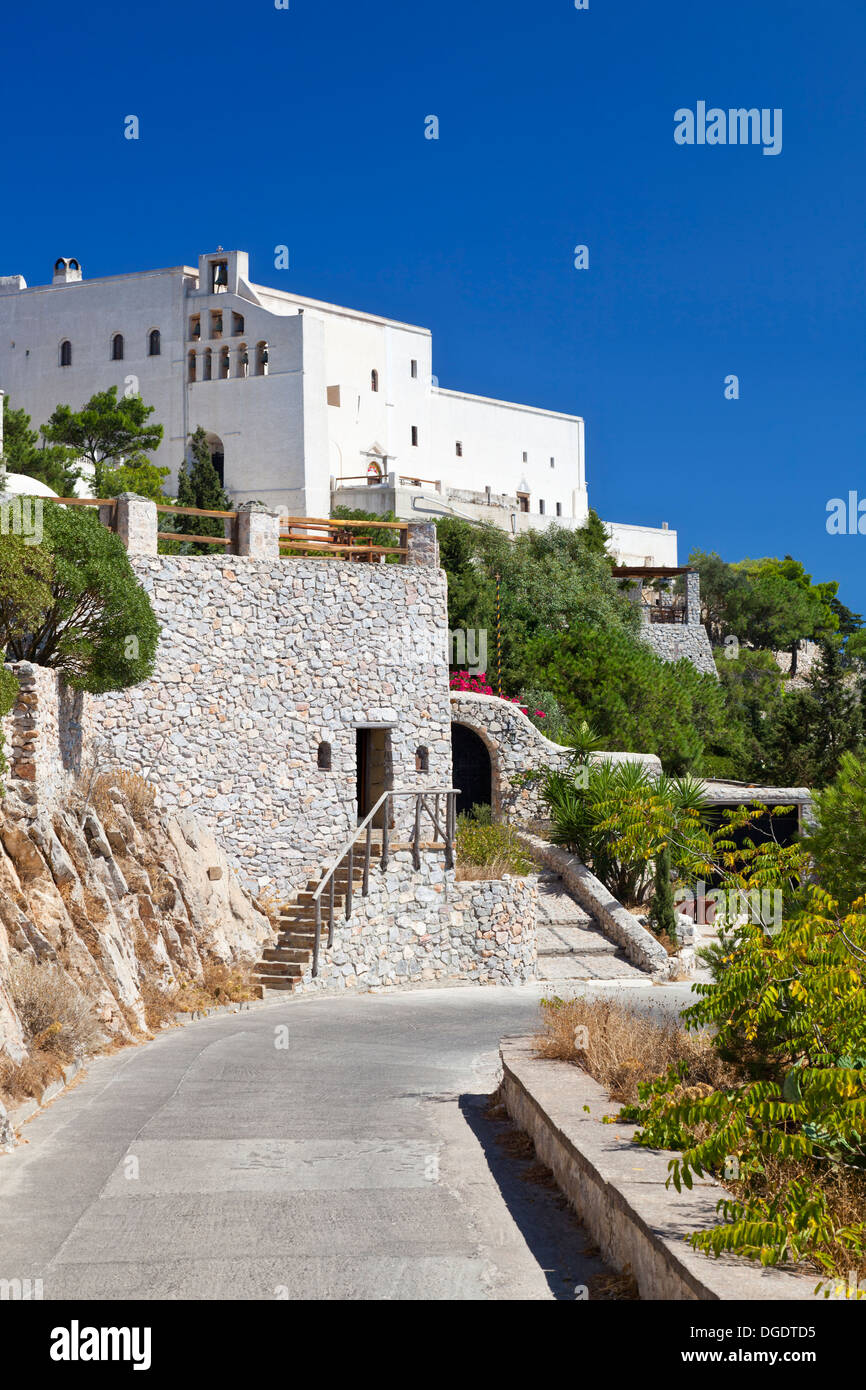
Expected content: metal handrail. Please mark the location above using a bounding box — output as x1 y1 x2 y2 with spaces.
309 788 459 976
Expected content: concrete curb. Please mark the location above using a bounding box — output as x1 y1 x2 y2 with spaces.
499 1037 821 1301
517 832 686 977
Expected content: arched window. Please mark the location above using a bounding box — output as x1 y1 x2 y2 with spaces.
203 348 212 381
148 329 161 357
256 341 269 376
187 350 196 382
111 333 124 361
237 343 249 378
317 742 332 771
54 258 66 273
59 339 72 366
415 746 429 773
219 346 230 379
68 259 80 272
371 369 379 392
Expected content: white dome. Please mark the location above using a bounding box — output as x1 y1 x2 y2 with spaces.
1 472 59 499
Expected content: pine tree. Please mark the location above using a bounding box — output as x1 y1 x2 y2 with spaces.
649 845 678 945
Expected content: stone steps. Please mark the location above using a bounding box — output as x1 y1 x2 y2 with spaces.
253 839 374 995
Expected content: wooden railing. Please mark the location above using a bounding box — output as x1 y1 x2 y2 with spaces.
311 789 458 976
155 503 238 548
49 499 414 562
280 516 409 564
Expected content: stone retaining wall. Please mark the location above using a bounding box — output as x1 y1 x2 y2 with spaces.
1 663 92 819
641 623 717 677
294 851 538 994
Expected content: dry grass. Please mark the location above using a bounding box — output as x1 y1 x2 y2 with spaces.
535 994 740 1105
89 769 156 823
0 1048 66 1105
143 960 257 1027
254 886 289 927
8 958 103 1063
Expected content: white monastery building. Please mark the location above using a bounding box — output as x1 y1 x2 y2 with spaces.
0 249 676 565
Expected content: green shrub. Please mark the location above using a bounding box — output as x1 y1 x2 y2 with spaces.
0 502 159 693
622 885 866 1286
455 813 532 879
805 753 866 912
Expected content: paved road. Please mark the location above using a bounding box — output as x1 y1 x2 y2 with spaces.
0 980 694 1301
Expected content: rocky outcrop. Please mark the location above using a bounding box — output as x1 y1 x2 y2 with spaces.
0 783 273 1063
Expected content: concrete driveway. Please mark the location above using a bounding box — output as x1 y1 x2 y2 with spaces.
0 980 694 1300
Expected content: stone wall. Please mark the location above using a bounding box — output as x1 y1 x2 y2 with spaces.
449 692 662 823
1 663 92 819
640 622 717 677
89 555 453 898
294 849 538 994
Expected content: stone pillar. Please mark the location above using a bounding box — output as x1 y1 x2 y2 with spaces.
406 521 439 568
685 570 701 626
113 493 158 556
236 501 280 559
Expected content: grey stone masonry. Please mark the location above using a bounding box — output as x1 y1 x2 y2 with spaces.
236 501 280 560
89 555 453 898
641 622 717 677
294 849 538 994
113 493 158 556
686 569 701 626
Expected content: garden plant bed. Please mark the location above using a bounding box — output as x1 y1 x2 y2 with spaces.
500 1036 820 1301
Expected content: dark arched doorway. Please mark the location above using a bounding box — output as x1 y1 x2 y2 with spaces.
451 723 492 818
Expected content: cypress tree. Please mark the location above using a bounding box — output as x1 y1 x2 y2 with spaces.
649 845 678 945
173 428 232 551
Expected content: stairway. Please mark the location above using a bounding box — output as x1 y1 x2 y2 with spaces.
535 868 646 982
252 840 380 996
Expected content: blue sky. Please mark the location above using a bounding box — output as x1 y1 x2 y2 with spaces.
4 0 865 612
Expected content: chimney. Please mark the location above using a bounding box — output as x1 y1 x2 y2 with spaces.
52 257 83 285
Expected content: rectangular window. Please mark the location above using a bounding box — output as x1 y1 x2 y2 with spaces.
231 312 245 336
327 385 341 407
189 314 201 340
556 502 562 517
550 457 555 468
209 310 223 339
522 452 528 463
518 494 529 513
455 441 462 456
411 425 419 446
539 499 545 515
410 359 418 378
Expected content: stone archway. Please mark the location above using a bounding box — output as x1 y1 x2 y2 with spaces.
451 722 493 818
